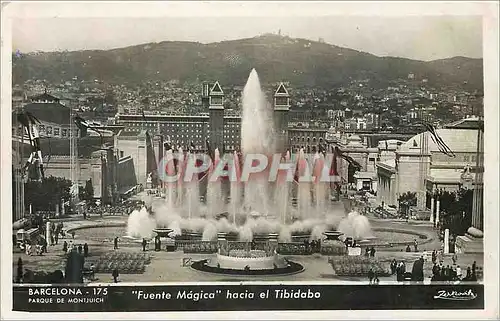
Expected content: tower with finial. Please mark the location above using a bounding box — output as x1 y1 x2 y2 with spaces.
273 82 290 151
201 82 210 109
208 81 225 154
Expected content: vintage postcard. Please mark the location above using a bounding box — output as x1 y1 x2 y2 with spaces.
1 1 498 319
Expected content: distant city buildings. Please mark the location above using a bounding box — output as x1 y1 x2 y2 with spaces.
12 75 484 217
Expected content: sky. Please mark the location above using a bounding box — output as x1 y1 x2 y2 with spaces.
11 9 483 61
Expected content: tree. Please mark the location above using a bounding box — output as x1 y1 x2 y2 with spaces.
82 179 94 201
398 191 417 215
438 188 474 236
24 176 72 212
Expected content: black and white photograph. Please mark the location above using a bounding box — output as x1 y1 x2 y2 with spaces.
1 1 498 319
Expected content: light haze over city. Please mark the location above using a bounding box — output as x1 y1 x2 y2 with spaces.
13 16 482 61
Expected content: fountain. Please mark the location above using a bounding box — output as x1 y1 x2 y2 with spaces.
126 69 374 268
153 228 173 238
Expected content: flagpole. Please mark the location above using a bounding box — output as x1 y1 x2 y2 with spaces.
19 114 25 220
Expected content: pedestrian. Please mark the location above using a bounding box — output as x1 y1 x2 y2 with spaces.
471 269 477 281
365 247 370 257
78 245 83 255
114 237 119 250
431 250 436 264
83 243 89 257
390 259 397 275
62 241 68 253
370 247 376 257
452 253 457 265
112 268 119 283
368 268 374 284
89 263 95 280
406 245 411 252
413 239 418 252
71 231 75 239
41 238 48 253
396 262 402 281
438 249 443 264
54 232 59 245
456 265 462 280
432 263 439 278
16 258 23 283
445 265 451 281
472 261 477 273
142 238 147 252
50 234 55 246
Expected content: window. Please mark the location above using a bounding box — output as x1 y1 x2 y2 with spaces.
120 151 124 158
47 127 52 134
369 157 375 162
463 156 470 162
54 128 60 136
62 129 67 137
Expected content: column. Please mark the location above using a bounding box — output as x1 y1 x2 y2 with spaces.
46 221 51 246
435 200 440 225
390 175 396 205
268 233 279 255
444 228 450 254
29 204 33 214
217 232 228 256
55 203 60 217
61 201 65 216
430 197 434 223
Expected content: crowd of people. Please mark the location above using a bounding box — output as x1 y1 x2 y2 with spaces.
429 250 479 282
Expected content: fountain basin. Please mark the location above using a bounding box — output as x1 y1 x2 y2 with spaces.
211 250 287 270
173 230 203 240
323 231 344 241
172 230 317 242
191 259 304 276
153 228 173 238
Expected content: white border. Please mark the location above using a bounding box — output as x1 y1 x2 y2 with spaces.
1 1 498 320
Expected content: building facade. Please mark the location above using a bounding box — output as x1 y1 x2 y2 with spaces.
376 118 482 208
115 82 294 156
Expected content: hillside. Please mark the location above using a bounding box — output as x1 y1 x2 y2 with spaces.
12 34 483 90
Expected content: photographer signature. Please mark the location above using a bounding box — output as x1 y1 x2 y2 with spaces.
433 289 477 301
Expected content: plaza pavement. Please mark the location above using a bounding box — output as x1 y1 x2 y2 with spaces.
13 212 483 284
